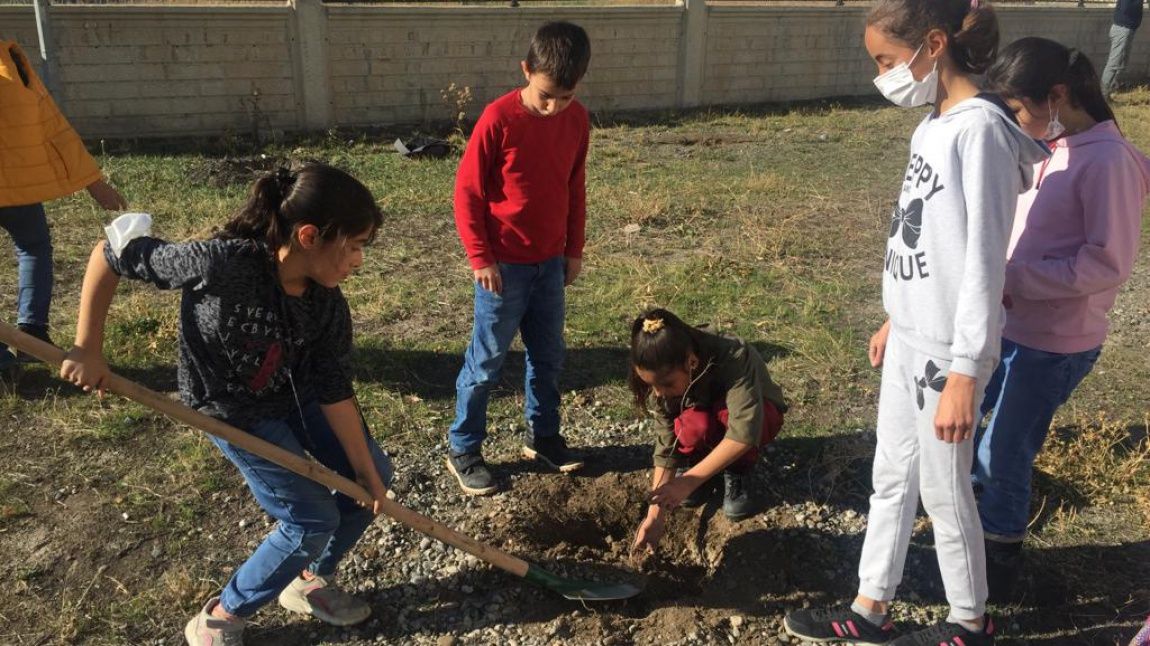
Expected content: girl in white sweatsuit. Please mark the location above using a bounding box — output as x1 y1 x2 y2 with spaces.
785 0 1049 644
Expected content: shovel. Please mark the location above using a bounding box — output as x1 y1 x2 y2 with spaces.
0 323 641 602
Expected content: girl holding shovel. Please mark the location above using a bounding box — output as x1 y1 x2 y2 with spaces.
60 163 391 646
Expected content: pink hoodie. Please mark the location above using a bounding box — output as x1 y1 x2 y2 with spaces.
1003 120 1150 354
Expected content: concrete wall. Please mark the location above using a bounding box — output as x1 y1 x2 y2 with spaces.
1 1 1149 138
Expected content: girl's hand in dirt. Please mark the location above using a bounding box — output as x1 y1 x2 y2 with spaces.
473 264 502 294
60 346 111 397
934 372 976 443
868 319 891 368
649 475 698 511
86 179 128 211
631 511 665 559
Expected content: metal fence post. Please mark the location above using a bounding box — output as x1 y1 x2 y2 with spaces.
678 0 707 108
31 0 59 100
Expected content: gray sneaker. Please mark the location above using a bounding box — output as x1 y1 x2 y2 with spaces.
278 574 371 626
446 452 498 496
184 597 245 646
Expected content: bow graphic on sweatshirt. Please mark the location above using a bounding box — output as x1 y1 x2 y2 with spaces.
889 198 924 249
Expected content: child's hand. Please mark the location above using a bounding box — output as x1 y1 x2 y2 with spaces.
631 511 665 560
564 257 582 286
86 179 128 211
473 264 502 294
649 475 698 510
60 346 111 397
934 372 976 443
358 475 391 516
868 319 891 368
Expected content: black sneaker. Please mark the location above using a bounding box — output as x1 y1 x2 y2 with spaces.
16 324 51 363
522 434 584 473
446 452 498 496
0 349 17 380
783 605 897 644
678 469 716 508
890 616 995 645
984 539 1023 604
722 469 757 520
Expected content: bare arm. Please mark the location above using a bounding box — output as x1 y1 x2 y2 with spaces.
320 398 389 514
60 241 121 395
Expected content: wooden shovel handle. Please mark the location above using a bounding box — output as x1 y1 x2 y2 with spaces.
0 322 530 578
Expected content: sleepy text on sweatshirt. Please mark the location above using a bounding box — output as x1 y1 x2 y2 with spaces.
883 97 1049 377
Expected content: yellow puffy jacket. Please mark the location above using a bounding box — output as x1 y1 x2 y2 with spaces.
0 40 101 208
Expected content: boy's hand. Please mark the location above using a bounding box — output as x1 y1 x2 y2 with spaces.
564 257 582 286
868 319 891 368
473 264 502 294
86 179 128 211
934 372 976 443
60 346 111 397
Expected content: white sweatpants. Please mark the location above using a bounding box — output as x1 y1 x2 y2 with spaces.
857 331 990 621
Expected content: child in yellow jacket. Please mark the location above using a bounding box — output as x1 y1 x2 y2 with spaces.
0 40 126 366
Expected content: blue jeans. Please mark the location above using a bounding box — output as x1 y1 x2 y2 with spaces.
973 339 1101 541
449 257 566 456
211 401 393 617
0 203 52 330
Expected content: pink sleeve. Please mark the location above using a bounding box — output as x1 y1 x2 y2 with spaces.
454 109 500 270
1005 152 1145 301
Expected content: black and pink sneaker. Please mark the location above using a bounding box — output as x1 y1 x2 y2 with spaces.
1129 614 1150 646
890 615 995 646
783 605 897 644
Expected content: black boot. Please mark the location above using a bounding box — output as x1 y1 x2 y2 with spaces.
984 538 1023 604
722 468 757 520
678 469 716 508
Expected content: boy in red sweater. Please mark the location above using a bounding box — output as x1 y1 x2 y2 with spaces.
446 21 591 495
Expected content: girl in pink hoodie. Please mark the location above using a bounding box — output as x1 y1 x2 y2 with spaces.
975 37 1150 603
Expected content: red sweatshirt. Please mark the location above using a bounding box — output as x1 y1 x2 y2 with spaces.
454 88 589 270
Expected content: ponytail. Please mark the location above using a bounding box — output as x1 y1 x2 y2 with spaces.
218 163 382 250
987 37 1117 127
627 308 703 409
868 0 999 74
219 168 296 249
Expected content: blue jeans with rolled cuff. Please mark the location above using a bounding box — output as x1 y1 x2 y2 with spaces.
211 400 393 617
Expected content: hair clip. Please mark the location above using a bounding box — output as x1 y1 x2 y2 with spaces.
642 318 665 334
1068 49 1081 66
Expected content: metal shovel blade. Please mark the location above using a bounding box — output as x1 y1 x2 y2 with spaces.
523 564 643 601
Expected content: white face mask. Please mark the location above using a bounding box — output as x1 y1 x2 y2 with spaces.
873 45 939 108
1044 98 1066 141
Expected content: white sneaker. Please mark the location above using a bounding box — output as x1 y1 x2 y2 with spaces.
184 597 245 645
277 574 371 626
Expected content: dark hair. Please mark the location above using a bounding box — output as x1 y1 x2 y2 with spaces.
867 0 999 75
525 21 591 90
218 163 382 250
627 308 703 409
986 37 1117 127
